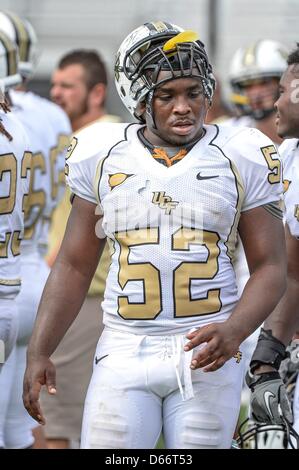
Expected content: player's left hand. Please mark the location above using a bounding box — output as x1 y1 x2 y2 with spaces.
184 322 240 372
245 370 293 424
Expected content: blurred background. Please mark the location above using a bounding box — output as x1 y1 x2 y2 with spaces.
2 0 299 120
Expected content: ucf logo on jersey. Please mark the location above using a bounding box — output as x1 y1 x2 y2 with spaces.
152 191 179 215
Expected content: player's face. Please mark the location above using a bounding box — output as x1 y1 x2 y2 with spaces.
50 64 89 121
143 74 209 146
241 78 279 114
275 65 299 138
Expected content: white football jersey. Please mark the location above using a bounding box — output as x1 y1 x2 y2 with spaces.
10 90 70 253
66 123 283 335
279 138 299 239
0 111 31 298
33 96 71 254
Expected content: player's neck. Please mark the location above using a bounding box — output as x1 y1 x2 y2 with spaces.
255 115 282 145
71 109 106 132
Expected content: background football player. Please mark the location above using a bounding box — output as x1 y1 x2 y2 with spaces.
0 31 31 446
0 11 71 449
246 44 299 440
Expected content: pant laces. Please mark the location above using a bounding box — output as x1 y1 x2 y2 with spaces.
171 335 194 401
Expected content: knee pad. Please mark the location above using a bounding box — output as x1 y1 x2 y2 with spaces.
82 388 131 449
180 410 222 448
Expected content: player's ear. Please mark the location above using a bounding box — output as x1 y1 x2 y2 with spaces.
90 83 106 108
137 100 146 121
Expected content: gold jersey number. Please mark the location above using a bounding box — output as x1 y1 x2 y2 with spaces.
0 151 31 257
115 227 221 320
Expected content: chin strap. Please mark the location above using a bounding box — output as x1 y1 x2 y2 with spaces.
252 107 276 121
145 90 157 129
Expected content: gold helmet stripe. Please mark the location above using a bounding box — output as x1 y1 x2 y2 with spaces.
150 21 169 33
243 41 261 67
6 12 30 62
163 31 199 51
0 32 17 78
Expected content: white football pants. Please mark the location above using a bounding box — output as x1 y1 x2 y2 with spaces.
0 251 50 448
81 327 245 449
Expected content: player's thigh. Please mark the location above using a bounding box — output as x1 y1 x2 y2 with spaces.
163 357 244 449
16 257 48 345
0 299 18 363
81 330 162 449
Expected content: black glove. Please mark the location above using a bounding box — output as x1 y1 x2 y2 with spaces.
246 370 293 425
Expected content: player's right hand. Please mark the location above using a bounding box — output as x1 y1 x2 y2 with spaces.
23 356 56 425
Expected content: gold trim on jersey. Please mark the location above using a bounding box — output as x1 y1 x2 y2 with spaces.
225 160 244 261
0 278 21 286
294 205 299 221
207 125 244 263
94 157 106 204
283 179 291 193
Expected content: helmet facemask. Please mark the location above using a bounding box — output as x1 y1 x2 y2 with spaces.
115 24 215 124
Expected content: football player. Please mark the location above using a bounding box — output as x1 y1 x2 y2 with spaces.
225 41 289 381
228 39 288 145
0 11 71 449
0 31 31 444
41 49 120 449
23 21 286 449
246 44 299 437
